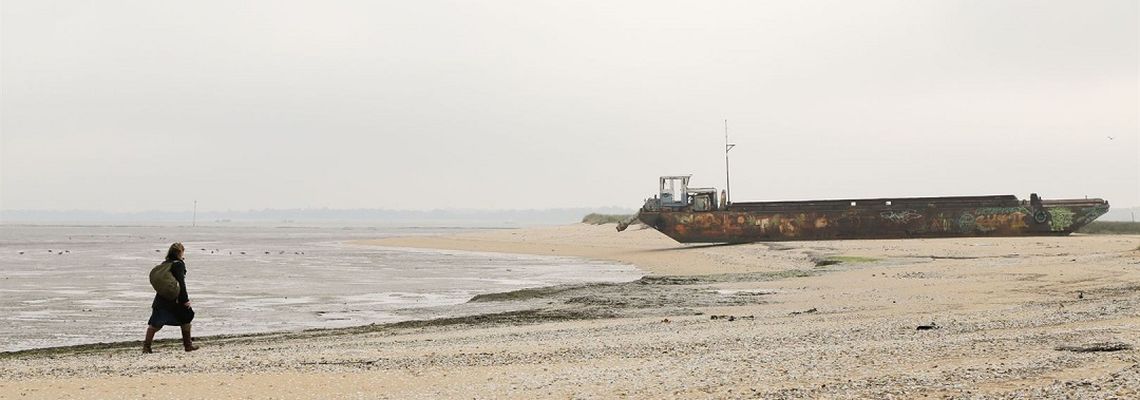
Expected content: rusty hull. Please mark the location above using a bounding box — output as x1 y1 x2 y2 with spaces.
635 195 1110 243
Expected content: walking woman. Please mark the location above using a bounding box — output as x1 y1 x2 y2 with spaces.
143 242 199 353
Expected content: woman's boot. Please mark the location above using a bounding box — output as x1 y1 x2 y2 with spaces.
143 325 159 353
180 324 199 352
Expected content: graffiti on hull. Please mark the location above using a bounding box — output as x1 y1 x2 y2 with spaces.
880 210 923 224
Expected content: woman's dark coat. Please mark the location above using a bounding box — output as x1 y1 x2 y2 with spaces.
147 260 194 326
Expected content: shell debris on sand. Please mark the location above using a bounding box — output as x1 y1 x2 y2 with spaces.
4 225 1140 398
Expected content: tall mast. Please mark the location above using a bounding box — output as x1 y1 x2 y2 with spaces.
724 120 735 205
192 200 197 227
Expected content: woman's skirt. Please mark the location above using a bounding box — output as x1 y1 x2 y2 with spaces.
147 295 195 326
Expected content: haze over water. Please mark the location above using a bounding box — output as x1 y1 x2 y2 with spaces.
0 224 643 352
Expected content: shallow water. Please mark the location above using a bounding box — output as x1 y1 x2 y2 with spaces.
0 224 643 351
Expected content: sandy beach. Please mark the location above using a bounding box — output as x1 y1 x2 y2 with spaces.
3 224 1140 399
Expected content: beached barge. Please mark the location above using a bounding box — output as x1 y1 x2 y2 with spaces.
617 175 1110 243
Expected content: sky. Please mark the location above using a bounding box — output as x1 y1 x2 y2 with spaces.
2 0 1137 212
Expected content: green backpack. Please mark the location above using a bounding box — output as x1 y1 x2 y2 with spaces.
149 261 181 301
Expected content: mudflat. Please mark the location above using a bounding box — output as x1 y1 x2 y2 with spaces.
3 224 1139 399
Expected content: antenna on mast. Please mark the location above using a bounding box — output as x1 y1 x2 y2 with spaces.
724 120 735 205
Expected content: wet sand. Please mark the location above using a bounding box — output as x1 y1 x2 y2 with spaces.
0 225 642 351
3 224 1140 399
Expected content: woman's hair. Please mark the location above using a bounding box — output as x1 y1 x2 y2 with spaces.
165 242 185 262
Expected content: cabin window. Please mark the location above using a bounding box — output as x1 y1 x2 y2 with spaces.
660 176 688 204
666 180 684 202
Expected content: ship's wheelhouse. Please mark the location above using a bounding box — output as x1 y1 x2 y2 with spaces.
650 175 719 212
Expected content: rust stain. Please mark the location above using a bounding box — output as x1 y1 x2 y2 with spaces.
636 196 1109 243
621 175 1111 243
814 217 829 229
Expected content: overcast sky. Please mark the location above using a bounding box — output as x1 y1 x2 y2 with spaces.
2 1 1137 212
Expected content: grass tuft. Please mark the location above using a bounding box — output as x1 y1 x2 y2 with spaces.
581 213 635 225
813 255 880 267
827 255 880 264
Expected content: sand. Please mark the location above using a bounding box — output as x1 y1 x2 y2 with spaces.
3 224 1140 399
